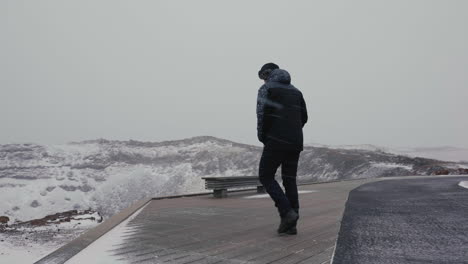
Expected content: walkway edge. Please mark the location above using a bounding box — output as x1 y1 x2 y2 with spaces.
34 197 152 264
328 181 357 264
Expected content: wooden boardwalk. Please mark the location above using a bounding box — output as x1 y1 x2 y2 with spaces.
103 179 372 264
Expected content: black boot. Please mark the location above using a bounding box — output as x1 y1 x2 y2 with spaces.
277 209 299 234
285 208 299 235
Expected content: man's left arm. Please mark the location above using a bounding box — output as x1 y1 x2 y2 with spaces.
256 85 267 143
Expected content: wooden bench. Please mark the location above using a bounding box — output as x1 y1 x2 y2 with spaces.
201 176 265 198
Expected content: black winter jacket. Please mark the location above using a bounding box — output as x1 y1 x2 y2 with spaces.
256 69 308 151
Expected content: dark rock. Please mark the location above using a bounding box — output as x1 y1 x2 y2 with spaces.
11 209 101 227
30 200 40 208
435 169 450 175
0 216 9 224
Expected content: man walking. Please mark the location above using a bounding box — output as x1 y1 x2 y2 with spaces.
256 63 308 235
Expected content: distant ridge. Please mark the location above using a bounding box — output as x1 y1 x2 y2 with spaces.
306 142 468 163
73 136 259 150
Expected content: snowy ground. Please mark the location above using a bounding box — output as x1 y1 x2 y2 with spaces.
0 235 58 264
0 212 101 263
0 139 247 223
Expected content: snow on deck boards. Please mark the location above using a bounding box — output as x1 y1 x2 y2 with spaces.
66 179 371 264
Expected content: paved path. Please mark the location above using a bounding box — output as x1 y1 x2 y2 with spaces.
332 177 468 264
91 179 371 264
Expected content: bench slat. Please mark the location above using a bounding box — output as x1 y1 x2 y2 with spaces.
201 176 259 180
205 183 261 189
202 176 264 197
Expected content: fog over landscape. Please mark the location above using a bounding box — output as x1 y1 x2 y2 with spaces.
2 1 468 149
2 0 468 263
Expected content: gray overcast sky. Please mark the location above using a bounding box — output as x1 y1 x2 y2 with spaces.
1 1 467 148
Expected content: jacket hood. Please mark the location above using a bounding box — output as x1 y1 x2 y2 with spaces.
267 69 291 84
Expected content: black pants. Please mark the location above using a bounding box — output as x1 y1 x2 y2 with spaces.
259 148 301 218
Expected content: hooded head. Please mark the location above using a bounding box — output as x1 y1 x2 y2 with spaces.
258 62 279 80
267 69 291 84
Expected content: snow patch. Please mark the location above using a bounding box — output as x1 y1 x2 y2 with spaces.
458 181 468 189
65 203 148 264
370 162 413 170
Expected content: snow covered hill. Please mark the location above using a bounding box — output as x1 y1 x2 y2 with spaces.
1 136 465 223
391 146 468 163
307 143 468 163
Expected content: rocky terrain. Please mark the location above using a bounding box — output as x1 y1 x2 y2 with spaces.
1 136 466 224
0 136 466 262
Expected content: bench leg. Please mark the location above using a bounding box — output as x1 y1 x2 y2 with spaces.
257 186 265 193
213 189 227 198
